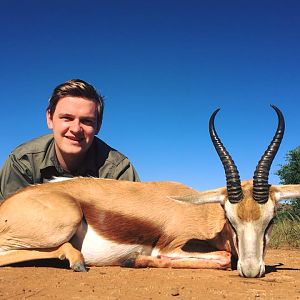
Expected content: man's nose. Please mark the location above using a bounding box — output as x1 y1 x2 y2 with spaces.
70 120 82 133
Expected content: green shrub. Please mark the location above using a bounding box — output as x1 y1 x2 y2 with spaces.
270 206 300 248
272 146 300 248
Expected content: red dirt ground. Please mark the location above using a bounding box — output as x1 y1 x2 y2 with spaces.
0 249 299 300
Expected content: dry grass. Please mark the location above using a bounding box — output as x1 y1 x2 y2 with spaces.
269 214 300 249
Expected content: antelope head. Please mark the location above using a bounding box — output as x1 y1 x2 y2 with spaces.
183 105 300 277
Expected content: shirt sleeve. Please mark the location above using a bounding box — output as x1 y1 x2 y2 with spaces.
0 155 33 200
110 158 140 182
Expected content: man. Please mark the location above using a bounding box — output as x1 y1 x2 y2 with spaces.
0 79 139 200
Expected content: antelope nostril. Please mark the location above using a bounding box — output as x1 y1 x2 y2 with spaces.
240 270 246 278
239 263 265 278
258 265 266 278
255 270 262 278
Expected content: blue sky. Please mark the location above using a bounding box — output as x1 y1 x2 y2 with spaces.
1 0 299 191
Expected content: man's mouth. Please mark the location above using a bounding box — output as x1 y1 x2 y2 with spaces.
65 136 84 143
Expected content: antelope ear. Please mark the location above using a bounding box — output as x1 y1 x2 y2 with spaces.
169 187 227 205
271 184 300 201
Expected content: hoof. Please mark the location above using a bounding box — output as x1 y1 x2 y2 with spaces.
121 257 136 268
121 252 140 268
72 262 87 272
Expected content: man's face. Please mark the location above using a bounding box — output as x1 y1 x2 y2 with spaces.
46 96 98 159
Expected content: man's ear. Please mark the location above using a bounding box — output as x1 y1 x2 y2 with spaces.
46 110 54 129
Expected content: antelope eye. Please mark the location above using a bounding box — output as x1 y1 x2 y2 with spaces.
265 218 274 233
227 219 237 233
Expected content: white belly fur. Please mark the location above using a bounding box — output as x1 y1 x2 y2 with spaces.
72 223 152 266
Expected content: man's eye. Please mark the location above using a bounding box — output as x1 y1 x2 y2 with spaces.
82 119 95 126
60 116 72 121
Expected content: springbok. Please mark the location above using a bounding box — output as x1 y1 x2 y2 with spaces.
0 105 299 278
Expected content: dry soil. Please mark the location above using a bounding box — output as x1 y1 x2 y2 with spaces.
0 249 299 300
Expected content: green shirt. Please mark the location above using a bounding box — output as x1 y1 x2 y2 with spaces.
0 134 140 200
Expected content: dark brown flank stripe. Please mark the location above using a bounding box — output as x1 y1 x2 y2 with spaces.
81 202 163 246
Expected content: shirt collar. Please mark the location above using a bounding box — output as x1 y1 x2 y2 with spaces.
40 136 99 178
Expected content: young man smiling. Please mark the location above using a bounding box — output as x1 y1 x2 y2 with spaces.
0 79 139 200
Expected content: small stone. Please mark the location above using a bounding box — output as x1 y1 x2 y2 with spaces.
171 288 180 296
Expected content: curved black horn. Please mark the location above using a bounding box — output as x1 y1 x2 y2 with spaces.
209 108 243 203
253 105 285 204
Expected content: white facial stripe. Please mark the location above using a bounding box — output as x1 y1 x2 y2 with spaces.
224 199 276 277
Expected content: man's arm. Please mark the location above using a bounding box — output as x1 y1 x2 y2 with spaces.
109 158 140 182
0 155 33 200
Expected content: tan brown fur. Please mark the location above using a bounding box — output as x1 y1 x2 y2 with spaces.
0 178 229 261
237 198 261 222
0 242 85 271
81 203 162 246
21 178 227 240
233 181 261 222
1 177 299 274
68 179 228 253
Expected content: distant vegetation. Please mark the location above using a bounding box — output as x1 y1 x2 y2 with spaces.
270 204 300 248
270 146 300 249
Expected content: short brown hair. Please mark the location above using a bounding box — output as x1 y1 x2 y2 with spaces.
47 79 104 133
